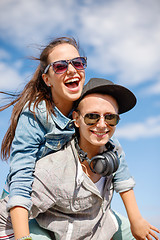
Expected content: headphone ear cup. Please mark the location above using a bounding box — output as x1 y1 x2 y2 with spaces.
102 151 119 176
90 155 106 174
90 151 120 177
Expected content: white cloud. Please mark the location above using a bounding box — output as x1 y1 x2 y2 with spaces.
0 0 76 50
0 48 11 60
116 115 160 140
80 0 160 86
0 0 160 86
0 61 26 91
140 79 160 95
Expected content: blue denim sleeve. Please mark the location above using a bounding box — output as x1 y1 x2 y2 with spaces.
111 136 136 193
6 109 46 211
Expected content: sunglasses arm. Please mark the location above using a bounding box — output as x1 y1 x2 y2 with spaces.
44 64 51 74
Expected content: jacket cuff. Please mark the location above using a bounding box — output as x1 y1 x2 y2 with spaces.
114 177 136 193
6 195 32 212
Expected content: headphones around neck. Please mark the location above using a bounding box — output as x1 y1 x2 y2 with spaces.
75 137 120 177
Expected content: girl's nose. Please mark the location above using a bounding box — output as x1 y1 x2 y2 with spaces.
67 62 77 74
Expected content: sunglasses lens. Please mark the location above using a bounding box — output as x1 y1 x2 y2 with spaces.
104 114 119 126
48 57 87 74
83 113 120 126
72 57 87 70
53 61 68 74
84 113 100 125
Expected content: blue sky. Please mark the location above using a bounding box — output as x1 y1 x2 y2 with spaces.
0 0 160 231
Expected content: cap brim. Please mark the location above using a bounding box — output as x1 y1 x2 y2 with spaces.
75 82 136 114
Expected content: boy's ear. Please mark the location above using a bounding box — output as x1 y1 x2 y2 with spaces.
72 111 80 128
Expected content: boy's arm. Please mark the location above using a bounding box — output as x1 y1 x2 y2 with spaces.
10 206 30 240
120 189 160 240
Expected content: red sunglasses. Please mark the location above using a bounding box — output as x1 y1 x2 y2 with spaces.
44 57 87 74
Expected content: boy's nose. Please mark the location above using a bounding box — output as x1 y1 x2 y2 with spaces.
96 115 107 128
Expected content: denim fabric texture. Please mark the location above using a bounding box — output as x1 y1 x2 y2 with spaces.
6 100 75 211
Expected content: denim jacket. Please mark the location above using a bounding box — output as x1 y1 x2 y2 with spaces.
6 100 135 212
6 100 75 211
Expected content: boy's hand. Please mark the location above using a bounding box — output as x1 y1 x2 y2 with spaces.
131 217 160 240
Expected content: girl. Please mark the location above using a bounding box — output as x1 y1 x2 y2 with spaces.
0 36 86 239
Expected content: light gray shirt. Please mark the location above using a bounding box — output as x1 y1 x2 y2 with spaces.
30 139 126 239
0 138 135 240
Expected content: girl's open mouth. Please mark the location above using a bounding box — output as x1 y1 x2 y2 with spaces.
65 78 80 89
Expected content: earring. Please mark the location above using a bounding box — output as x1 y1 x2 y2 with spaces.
48 84 51 87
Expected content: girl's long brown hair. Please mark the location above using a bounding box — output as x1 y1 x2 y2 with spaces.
0 37 80 161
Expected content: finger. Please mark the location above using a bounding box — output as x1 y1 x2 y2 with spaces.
146 234 153 240
150 225 160 234
149 229 159 240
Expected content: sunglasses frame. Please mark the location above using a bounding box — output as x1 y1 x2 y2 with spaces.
44 57 87 74
78 111 120 127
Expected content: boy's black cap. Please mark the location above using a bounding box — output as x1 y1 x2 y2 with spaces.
76 78 137 114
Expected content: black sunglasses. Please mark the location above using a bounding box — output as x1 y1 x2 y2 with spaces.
80 112 120 126
44 57 87 74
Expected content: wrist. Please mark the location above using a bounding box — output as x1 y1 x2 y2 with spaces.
17 235 32 240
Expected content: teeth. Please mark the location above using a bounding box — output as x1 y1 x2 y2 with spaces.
95 132 106 135
65 78 79 84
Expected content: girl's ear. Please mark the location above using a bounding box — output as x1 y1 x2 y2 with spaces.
42 73 51 87
72 111 80 128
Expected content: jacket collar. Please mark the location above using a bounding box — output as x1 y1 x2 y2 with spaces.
51 106 74 129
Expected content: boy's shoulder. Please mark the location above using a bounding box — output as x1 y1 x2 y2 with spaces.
35 139 76 172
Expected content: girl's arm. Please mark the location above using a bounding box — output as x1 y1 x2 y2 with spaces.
7 109 45 239
10 207 30 240
7 110 45 212
120 189 160 240
10 165 57 239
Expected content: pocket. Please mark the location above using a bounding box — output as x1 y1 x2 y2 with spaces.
45 135 72 151
45 138 65 151
41 138 67 158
